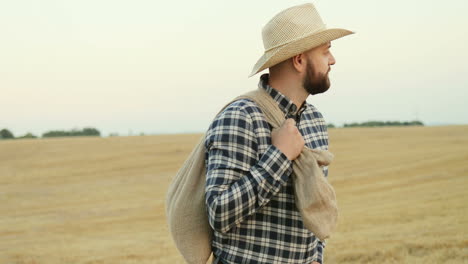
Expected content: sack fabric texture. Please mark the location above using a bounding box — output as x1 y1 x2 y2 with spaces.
165 87 338 264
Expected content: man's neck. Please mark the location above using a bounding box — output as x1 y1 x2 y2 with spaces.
268 73 309 111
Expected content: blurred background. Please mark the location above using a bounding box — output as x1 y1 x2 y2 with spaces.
1 1 467 264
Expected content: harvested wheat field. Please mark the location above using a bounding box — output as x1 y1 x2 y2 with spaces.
1 125 467 264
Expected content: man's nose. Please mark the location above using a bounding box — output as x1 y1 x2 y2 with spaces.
329 53 336 65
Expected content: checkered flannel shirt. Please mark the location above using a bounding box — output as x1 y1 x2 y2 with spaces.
204 73 329 264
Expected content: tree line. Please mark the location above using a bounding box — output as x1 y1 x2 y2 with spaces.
0 127 100 140
327 120 424 128
0 120 425 140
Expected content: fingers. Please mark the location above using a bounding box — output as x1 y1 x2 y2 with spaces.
284 118 300 135
272 118 304 160
284 118 296 127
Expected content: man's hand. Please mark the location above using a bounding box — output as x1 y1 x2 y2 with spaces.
271 118 305 160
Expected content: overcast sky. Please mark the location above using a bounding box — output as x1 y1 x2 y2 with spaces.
1 0 467 137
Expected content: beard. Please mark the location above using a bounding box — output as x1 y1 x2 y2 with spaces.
302 61 331 95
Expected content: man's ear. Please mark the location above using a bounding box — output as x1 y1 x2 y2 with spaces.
291 53 306 73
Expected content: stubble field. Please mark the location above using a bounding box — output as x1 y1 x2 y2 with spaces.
1 125 467 263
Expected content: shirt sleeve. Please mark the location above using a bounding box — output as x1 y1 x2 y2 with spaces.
312 240 325 263
204 102 293 234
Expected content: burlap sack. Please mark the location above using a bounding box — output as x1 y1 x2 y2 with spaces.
292 147 337 241
165 136 212 264
165 87 338 264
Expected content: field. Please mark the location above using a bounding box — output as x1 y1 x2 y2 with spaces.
1 125 467 263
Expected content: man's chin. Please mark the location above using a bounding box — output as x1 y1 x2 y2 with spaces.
314 87 329 95
320 79 331 94
311 82 330 95
303 75 331 95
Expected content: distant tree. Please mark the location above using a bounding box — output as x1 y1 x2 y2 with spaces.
409 120 424 126
327 123 335 128
343 120 425 127
82 127 100 136
0 129 14 139
42 127 101 138
109 132 119 137
17 132 38 139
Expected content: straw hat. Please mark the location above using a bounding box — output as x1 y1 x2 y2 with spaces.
249 3 354 77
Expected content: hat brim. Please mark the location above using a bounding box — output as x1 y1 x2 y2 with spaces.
249 28 354 77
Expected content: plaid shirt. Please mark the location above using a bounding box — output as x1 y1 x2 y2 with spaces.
204 73 329 264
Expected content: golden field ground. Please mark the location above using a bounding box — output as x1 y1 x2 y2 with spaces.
1 125 467 264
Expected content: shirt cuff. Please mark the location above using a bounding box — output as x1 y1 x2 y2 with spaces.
312 240 325 263
255 144 292 184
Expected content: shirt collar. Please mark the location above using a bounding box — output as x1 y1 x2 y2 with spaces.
258 73 307 117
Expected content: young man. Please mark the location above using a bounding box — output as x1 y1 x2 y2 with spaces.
204 3 353 264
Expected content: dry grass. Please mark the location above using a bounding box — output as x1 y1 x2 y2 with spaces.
1 125 467 263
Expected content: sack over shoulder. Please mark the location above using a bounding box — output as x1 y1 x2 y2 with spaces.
165 93 256 264
165 136 212 264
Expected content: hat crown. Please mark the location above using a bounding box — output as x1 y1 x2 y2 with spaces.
262 3 326 51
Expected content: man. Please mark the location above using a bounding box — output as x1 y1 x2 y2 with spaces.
204 3 353 264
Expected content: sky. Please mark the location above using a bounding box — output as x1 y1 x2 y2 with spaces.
1 0 467 137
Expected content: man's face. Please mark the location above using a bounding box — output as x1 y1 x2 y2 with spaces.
302 42 336 95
